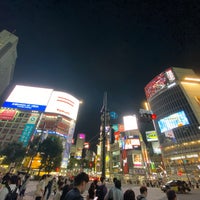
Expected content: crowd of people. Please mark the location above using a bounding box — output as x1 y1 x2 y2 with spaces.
0 171 178 200
0 171 30 200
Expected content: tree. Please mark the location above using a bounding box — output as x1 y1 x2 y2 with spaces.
0 141 26 167
38 135 63 174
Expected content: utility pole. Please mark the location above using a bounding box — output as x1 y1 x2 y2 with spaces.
101 92 107 178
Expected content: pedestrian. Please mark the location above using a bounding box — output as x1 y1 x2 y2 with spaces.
104 177 117 200
60 178 72 200
34 174 47 200
18 174 30 200
87 179 98 199
166 190 177 200
112 179 123 200
136 186 148 200
52 181 64 200
0 174 19 200
124 189 136 200
63 172 89 200
44 175 54 200
96 177 107 200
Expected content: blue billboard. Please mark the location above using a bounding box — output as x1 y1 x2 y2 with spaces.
158 110 189 133
3 102 46 111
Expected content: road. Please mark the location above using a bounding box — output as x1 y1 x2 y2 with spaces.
23 180 200 200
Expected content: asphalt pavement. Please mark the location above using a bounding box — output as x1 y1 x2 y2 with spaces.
23 180 200 200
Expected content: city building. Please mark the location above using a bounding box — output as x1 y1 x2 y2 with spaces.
0 84 80 170
97 114 148 184
145 67 200 180
0 30 18 97
75 133 86 159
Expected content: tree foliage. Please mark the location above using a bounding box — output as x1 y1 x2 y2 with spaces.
67 157 89 170
26 135 41 157
0 141 26 166
38 135 63 173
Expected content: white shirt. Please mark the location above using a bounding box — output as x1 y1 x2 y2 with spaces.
0 184 18 200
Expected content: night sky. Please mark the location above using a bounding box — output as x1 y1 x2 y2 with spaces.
1 1 200 150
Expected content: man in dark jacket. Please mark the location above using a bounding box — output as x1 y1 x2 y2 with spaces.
96 177 107 200
64 172 89 200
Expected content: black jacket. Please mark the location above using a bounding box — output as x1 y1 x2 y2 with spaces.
64 188 83 200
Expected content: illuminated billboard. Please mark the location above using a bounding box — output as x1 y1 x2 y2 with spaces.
132 154 143 167
152 141 161 154
123 115 138 131
3 85 53 111
45 91 80 120
123 138 140 150
0 109 16 120
19 113 39 146
158 110 189 133
146 130 158 142
145 68 176 100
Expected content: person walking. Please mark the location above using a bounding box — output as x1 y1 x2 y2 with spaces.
0 174 19 200
96 177 107 200
136 186 148 200
104 178 117 200
112 180 123 200
63 172 89 200
44 175 54 200
124 189 136 200
18 174 30 200
87 179 98 200
34 174 47 200
52 181 64 200
60 178 72 200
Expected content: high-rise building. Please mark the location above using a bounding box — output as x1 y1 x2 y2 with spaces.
145 67 200 179
0 85 80 169
75 133 86 159
0 30 18 97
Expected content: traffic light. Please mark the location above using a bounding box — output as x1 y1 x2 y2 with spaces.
140 113 157 121
151 113 157 120
110 128 115 144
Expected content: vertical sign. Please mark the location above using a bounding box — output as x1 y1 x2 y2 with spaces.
19 114 39 146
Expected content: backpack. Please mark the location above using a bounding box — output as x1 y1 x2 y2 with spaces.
4 185 18 200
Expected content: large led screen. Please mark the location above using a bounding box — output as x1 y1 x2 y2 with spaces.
45 91 80 120
146 130 158 142
145 68 176 100
123 138 140 150
132 154 143 167
3 85 53 111
152 141 161 154
123 115 138 131
158 111 189 133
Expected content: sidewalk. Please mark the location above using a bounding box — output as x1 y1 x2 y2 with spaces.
23 180 53 200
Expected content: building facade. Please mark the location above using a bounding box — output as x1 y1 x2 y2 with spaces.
97 115 148 184
0 30 18 97
0 85 80 170
145 67 200 180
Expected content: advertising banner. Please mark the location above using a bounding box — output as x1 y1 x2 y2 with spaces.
123 115 138 131
0 109 16 120
19 124 35 146
19 113 39 146
3 85 53 111
45 91 79 120
132 154 142 167
146 130 158 142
